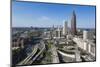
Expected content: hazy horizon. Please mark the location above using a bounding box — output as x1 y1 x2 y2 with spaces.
12 26 95 29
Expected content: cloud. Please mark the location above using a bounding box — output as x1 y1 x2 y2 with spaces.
38 16 50 21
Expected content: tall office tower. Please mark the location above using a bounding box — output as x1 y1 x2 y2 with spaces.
58 27 62 38
83 30 88 40
55 26 62 38
63 20 67 35
71 11 77 35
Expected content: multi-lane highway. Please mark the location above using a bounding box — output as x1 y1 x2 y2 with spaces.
29 41 45 64
51 43 59 63
17 44 38 65
17 40 46 65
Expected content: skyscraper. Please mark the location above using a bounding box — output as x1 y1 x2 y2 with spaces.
71 11 77 35
83 30 88 40
63 20 68 35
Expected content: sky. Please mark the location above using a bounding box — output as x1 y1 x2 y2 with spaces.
12 1 96 28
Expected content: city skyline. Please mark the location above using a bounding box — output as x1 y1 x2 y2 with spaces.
12 1 96 28
12 1 96 66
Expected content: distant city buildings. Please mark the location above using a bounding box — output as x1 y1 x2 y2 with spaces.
48 11 77 39
12 10 96 66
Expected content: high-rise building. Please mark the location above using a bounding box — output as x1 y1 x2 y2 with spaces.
63 20 67 35
55 26 62 38
83 30 94 40
58 27 62 38
71 11 77 35
83 30 88 40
